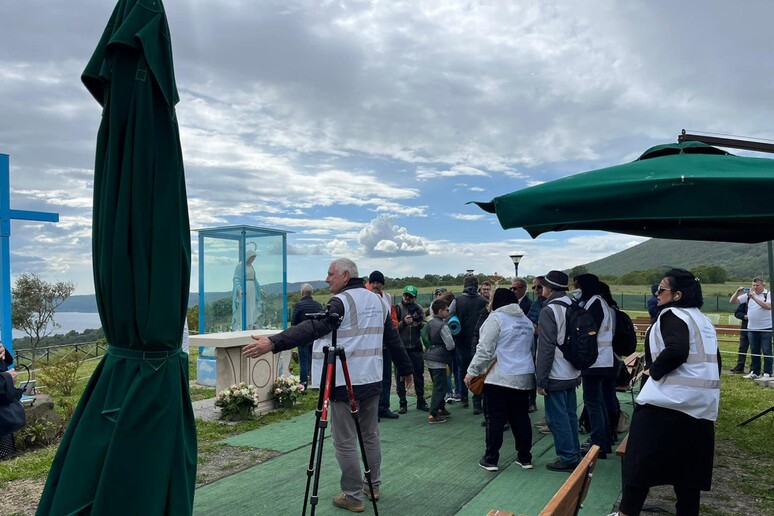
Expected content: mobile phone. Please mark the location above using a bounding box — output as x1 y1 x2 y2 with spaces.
743 288 750 294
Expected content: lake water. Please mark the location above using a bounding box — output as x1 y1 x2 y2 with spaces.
12 312 102 340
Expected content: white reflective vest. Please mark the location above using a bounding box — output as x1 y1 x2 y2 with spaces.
490 310 535 376
311 288 386 388
636 307 720 421
547 297 581 381
586 295 614 368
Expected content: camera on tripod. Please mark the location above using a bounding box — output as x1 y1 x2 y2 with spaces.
305 304 342 328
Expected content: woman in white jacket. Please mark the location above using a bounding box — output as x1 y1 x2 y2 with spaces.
465 288 536 471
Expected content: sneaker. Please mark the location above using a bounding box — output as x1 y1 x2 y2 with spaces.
514 460 533 470
478 457 498 471
397 405 407 414
362 487 380 501
729 368 744 374
546 459 578 472
537 424 551 434
428 414 447 424
743 371 760 379
445 394 456 403
417 402 430 412
452 394 462 402
763 373 772 379
439 409 452 417
332 493 365 513
378 410 399 420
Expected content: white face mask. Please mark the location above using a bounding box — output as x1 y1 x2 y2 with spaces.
571 288 583 301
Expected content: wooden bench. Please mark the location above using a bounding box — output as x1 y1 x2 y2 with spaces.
487 445 601 516
616 352 645 404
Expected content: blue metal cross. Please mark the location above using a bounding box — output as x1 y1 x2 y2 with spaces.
0 154 59 362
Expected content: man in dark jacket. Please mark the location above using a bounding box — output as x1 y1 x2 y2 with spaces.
535 271 582 472
291 283 324 388
730 302 749 374
245 258 413 511
450 275 488 408
395 285 428 413
512 277 532 314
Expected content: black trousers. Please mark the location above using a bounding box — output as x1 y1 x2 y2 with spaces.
428 367 447 415
734 325 750 370
482 384 532 466
620 484 700 516
396 348 425 403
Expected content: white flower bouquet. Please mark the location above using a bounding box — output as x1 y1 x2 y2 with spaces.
214 382 259 420
272 374 305 408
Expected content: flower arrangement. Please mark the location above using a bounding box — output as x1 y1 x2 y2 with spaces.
272 374 304 408
214 382 259 421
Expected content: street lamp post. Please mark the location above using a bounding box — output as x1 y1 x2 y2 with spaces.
509 252 525 277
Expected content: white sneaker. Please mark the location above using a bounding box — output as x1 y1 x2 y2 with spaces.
743 371 759 379
762 373 772 379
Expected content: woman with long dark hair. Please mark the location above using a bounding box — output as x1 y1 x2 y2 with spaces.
616 268 720 516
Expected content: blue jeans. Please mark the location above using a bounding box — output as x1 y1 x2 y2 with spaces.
582 375 612 453
544 387 581 466
456 345 473 401
748 329 773 375
298 343 312 386
446 352 461 396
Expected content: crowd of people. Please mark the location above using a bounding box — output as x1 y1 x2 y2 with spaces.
243 259 754 515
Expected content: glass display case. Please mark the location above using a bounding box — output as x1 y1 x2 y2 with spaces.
195 225 289 385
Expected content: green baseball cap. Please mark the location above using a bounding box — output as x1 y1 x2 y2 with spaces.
403 285 418 297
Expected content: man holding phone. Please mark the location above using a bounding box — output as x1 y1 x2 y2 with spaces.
731 278 772 379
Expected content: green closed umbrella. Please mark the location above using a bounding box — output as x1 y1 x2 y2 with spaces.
37 0 195 514
476 141 774 244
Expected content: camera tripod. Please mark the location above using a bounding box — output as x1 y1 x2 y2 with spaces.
738 404 774 427
302 313 379 516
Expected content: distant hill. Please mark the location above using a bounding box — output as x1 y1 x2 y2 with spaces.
58 280 329 312
582 239 770 279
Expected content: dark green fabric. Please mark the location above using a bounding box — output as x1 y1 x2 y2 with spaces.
477 142 774 244
37 1 195 514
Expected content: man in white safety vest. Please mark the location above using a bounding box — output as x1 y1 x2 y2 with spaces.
244 258 414 513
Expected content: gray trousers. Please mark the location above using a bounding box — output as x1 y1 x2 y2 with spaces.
330 394 381 502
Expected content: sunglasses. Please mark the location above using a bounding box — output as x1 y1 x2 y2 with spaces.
655 286 673 295
531 285 543 290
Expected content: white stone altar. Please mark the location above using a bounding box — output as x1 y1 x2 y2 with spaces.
190 329 292 414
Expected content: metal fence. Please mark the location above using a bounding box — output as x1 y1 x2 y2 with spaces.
404 293 740 319
14 340 107 369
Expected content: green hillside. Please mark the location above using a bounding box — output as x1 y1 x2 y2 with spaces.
582 239 770 279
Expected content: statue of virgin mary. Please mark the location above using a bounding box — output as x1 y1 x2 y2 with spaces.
231 249 263 330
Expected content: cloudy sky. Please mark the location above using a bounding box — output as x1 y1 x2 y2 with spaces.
2 0 774 295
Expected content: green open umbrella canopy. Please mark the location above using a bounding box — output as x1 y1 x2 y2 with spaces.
38 0 195 514
476 141 774 244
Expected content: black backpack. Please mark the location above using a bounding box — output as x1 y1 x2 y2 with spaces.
611 307 637 356
549 299 599 370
